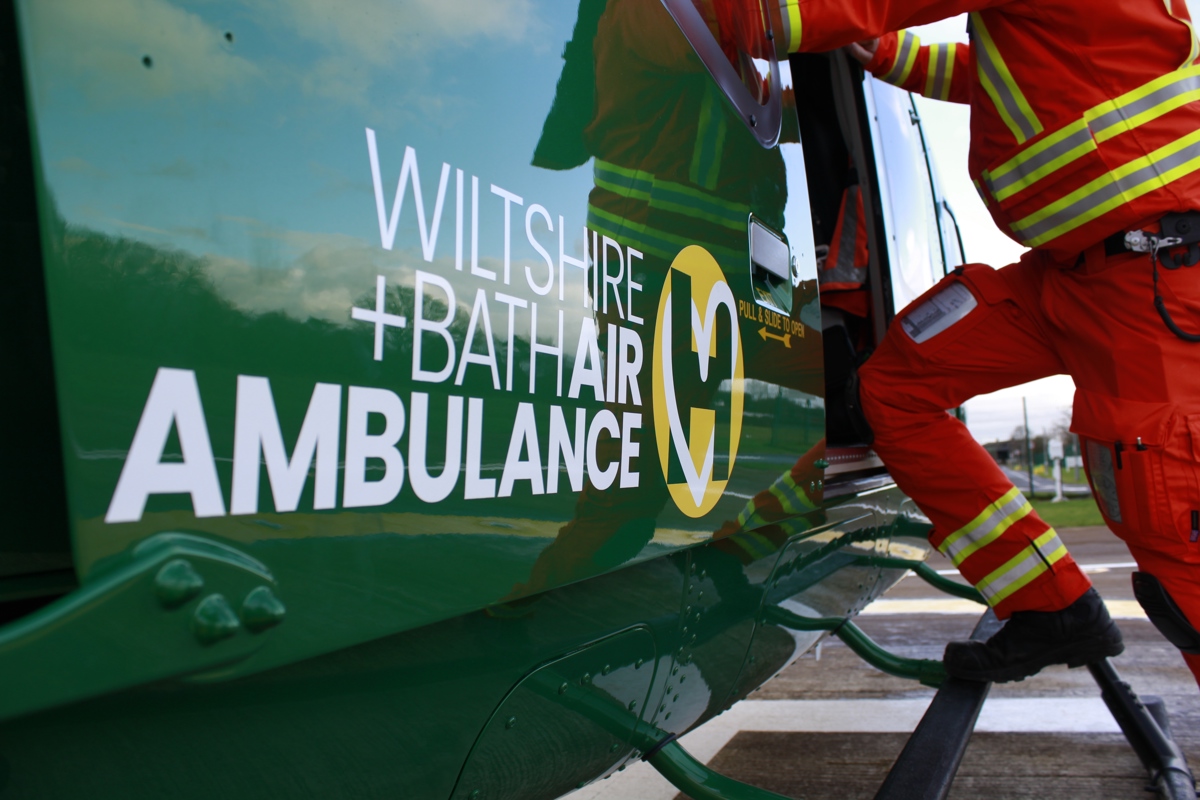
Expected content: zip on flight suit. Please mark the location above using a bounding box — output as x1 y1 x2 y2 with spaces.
767 0 1200 681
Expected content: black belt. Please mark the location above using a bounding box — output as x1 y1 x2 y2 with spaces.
1102 212 1200 257
1101 211 1200 343
1103 230 1129 257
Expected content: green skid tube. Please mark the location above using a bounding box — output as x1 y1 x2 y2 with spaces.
647 740 794 800
764 605 947 687
858 555 988 604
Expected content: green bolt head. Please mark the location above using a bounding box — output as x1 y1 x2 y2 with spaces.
627 700 637 711
610 742 621 753
153 559 204 608
558 682 569 695
239 586 286 633
504 716 518 730
581 673 592 686
191 594 240 645
602 664 612 675
469 791 481 800
635 658 644 669
814 458 830 469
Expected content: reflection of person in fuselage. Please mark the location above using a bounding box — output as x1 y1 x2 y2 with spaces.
507 0 821 600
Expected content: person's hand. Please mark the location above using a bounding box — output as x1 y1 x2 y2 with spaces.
846 38 880 66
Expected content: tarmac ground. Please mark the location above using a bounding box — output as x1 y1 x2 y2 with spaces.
575 526 1200 800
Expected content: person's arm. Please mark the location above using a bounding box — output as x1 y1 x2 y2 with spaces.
772 0 1001 56
858 31 972 104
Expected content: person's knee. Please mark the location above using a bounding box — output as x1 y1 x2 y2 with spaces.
1133 570 1200 654
857 358 920 441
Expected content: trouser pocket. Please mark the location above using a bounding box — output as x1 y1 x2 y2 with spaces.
1081 415 1200 559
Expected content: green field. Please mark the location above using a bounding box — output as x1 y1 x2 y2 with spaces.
1029 495 1105 528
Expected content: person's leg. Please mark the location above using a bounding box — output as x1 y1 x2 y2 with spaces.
1041 245 1200 687
859 257 1093 618
1127 546 1200 687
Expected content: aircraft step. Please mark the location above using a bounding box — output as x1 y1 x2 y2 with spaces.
873 610 1002 800
872 610 1197 800
644 607 1197 799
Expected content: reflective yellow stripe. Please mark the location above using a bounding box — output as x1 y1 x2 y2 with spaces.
1085 65 1200 143
983 119 1096 203
922 43 957 102
690 84 727 190
977 529 1067 606
779 1 802 53
1013 128 1200 247
922 43 943 100
937 43 957 102
983 66 1200 203
767 473 817 517
972 13 1042 143
938 487 1034 567
1163 0 1200 69
938 487 1020 553
882 30 920 86
973 178 989 204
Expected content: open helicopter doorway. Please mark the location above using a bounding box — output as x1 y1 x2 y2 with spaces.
789 50 964 473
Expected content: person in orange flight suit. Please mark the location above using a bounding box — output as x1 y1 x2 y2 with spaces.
752 0 1200 684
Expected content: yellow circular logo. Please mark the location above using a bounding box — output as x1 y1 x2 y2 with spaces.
652 246 745 518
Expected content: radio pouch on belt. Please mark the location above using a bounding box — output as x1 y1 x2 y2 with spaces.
1132 571 1200 654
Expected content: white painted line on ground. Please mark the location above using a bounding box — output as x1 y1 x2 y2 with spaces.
861 598 1146 619
934 561 1137 576
569 697 1121 800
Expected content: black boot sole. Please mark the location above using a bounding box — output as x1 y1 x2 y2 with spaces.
946 630 1125 684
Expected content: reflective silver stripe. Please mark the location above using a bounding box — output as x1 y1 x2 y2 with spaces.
973 179 989 204
777 0 802 55
972 13 1042 144
942 489 1030 566
820 186 866 287
883 30 917 85
984 122 1095 200
927 43 952 102
768 475 816 516
976 40 1038 142
984 67 1200 204
977 530 1067 606
936 44 950 100
1088 72 1200 137
1013 132 1200 245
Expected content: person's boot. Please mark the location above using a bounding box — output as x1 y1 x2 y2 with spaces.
943 588 1124 683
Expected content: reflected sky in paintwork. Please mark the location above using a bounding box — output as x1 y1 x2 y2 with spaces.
23 0 595 324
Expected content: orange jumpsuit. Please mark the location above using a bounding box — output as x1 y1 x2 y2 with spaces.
770 0 1200 680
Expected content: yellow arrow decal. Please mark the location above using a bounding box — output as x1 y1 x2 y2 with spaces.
758 327 791 348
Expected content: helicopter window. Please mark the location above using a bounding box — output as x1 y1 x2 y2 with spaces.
864 78 944 310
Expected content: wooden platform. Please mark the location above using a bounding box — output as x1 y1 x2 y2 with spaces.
574 527 1200 800
693 731 1153 800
